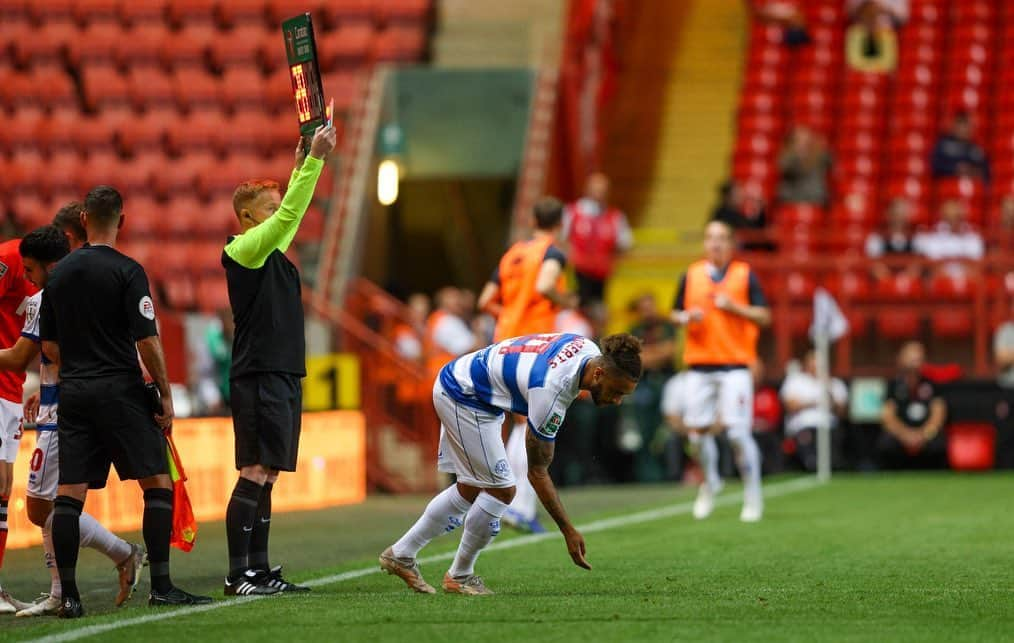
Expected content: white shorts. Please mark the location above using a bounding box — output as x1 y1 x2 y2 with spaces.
682 368 754 438
0 397 22 464
26 430 59 500
433 380 515 489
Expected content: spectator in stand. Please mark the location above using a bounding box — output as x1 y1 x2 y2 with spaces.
563 172 633 305
393 293 430 363
780 349 849 472
711 180 767 231
423 287 476 383
913 199 984 277
931 112 990 181
877 341 948 470
749 1 810 47
846 0 909 28
865 198 921 281
777 125 832 206
994 298 1014 468
845 0 898 73
624 293 676 482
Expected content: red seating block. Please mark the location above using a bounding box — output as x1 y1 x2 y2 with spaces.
947 422 995 471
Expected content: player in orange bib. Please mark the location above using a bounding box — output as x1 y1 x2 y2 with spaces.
478 198 569 533
671 220 771 522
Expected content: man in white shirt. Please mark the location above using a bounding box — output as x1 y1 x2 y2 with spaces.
913 199 984 277
780 350 848 472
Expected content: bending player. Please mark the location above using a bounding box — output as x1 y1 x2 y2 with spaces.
477 198 569 533
0 223 144 617
671 220 770 522
381 333 642 595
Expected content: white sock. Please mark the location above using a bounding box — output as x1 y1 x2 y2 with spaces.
41 520 61 599
392 485 471 559
506 422 537 520
728 430 762 503
449 493 508 578
698 434 722 490
78 511 132 564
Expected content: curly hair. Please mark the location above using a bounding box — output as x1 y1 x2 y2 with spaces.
20 225 70 264
600 333 643 381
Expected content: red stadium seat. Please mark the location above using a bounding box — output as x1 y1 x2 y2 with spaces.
929 309 973 338
190 240 225 273
10 21 77 66
875 310 922 339
67 22 122 65
120 195 163 241
319 22 375 69
373 25 427 62
219 0 268 26
195 276 231 313
115 112 170 157
118 0 166 25
162 24 215 69
80 63 130 111
0 108 45 150
210 24 272 71
166 0 218 27
76 150 124 194
927 273 975 300
127 65 177 111
947 422 995 471
172 67 221 109
162 276 197 311
220 67 267 111
824 272 871 301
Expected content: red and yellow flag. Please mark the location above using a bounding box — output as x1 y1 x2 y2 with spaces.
166 435 197 552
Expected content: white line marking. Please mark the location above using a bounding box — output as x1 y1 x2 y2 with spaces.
28 476 822 643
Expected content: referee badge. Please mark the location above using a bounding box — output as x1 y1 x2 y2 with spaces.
139 295 156 320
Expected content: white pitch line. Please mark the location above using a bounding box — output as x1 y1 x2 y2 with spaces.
27 475 822 643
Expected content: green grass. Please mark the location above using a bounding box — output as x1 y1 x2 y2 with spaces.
3 474 1014 642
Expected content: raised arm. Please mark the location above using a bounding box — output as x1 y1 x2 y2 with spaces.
526 429 590 570
225 126 337 269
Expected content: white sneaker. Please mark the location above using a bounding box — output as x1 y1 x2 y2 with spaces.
740 493 763 523
0 589 31 614
16 593 61 617
693 483 716 520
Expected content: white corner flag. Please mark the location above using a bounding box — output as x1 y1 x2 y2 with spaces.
809 287 848 483
809 287 849 343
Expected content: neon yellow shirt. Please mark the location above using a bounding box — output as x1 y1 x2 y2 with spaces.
224 155 324 269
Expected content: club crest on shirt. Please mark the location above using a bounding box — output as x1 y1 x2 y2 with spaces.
494 458 511 478
139 295 156 320
0 261 7 279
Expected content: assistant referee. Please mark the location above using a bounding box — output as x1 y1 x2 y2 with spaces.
222 125 336 596
40 186 212 617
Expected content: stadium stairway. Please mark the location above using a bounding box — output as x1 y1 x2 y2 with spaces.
432 0 564 68
602 0 747 333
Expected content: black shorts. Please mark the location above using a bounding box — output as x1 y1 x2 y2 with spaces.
58 375 168 487
231 372 302 472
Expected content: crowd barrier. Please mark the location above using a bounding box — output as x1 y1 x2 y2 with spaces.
6 411 366 550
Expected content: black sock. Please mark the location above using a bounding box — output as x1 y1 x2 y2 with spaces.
249 482 273 571
52 496 84 601
225 477 263 580
143 488 174 594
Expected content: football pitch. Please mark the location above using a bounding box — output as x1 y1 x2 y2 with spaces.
3 473 1012 642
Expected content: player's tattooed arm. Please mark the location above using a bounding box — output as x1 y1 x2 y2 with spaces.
526 429 592 570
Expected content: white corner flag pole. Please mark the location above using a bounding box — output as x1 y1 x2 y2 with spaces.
810 287 848 483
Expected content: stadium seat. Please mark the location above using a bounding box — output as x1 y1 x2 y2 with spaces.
166 0 218 27
67 22 122 65
172 67 221 110
121 195 163 240
195 276 231 313
127 65 177 111
115 112 170 156
210 24 272 71
162 276 197 311
119 0 166 25
929 309 974 338
220 67 267 111
319 23 375 69
0 109 45 150
218 0 268 27
10 21 77 66
947 422 995 471
81 63 131 111
162 24 216 69
874 310 922 339
373 25 427 62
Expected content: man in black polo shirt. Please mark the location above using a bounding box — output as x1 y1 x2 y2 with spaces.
878 341 948 469
40 186 212 617
222 125 336 596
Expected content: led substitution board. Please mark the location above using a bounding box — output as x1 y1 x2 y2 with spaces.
282 13 327 136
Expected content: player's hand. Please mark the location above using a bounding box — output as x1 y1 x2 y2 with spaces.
563 527 591 570
309 124 338 160
155 393 174 435
294 137 308 168
714 294 733 311
23 391 40 424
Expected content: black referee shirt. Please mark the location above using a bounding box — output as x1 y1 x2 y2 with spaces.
223 246 306 379
40 244 158 381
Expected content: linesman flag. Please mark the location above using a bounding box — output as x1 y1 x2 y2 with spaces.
167 435 198 552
